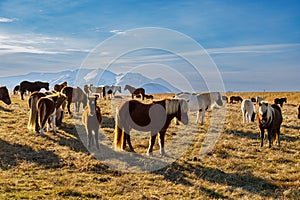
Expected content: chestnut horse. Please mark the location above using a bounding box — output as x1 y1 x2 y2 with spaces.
114 98 189 156
0 86 11 105
124 84 145 100
82 96 102 149
61 86 87 115
37 93 67 136
257 102 282 148
19 81 49 100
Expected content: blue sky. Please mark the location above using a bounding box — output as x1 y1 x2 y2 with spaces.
0 0 299 91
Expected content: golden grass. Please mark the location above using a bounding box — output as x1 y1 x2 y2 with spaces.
0 92 299 199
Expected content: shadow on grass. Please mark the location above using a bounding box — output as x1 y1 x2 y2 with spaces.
154 160 278 199
0 139 60 170
0 105 12 112
101 116 115 129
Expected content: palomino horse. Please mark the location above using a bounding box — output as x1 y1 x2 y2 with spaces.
19 81 49 100
37 93 67 136
257 102 283 148
13 85 20 95
82 96 102 149
61 86 87 115
114 98 189 156
124 84 145 100
241 99 255 123
0 86 11 105
53 81 67 92
174 92 223 125
103 85 121 99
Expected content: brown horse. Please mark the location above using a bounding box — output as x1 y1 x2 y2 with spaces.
274 97 287 107
124 84 145 100
19 81 49 100
114 98 189 156
0 86 11 105
82 96 102 149
37 93 67 136
144 94 154 100
61 86 87 115
53 81 67 92
257 102 283 148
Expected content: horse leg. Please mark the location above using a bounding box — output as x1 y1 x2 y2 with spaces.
21 91 24 100
52 110 56 135
124 128 134 152
260 127 264 147
67 101 72 115
147 133 157 156
201 110 205 125
87 128 92 148
158 131 166 156
267 128 273 148
132 94 134 99
242 110 245 123
196 110 200 123
276 128 280 147
94 128 99 150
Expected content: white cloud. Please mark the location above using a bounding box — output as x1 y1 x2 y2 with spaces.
109 29 126 35
0 17 17 23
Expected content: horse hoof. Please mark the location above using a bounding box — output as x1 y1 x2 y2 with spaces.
146 152 153 156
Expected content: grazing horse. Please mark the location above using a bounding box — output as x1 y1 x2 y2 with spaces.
61 86 87 115
274 97 287 107
37 93 67 136
174 92 223 125
19 81 49 100
13 85 20 95
241 99 255 123
82 96 102 149
53 81 67 92
0 86 11 105
87 85 105 98
257 102 283 148
124 84 145 100
229 96 243 104
103 85 121 99
114 98 189 156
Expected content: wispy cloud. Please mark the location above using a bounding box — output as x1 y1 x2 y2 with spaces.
109 29 126 35
0 17 17 23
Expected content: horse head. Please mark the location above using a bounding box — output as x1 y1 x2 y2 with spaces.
87 96 98 116
258 102 270 125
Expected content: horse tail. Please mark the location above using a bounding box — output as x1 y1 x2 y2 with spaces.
38 99 48 130
114 107 123 150
28 95 39 131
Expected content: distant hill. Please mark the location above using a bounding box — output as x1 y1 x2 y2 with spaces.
0 69 180 94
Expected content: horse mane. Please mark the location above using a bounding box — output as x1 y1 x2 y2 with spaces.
164 98 188 115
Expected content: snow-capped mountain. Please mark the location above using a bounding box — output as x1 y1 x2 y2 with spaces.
0 69 180 94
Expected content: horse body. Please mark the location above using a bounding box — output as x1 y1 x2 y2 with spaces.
114 98 189 156
229 96 243 104
61 86 87 115
257 102 283 148
82 96 102 149
124 84 145 100
37 93 67 135
174 92 223 125
0 86 11 105
241 99 255 123
19 81 49 100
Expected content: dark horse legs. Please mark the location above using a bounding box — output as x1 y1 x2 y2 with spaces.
123 129 134 152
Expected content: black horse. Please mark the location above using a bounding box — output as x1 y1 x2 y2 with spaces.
19 81 49 100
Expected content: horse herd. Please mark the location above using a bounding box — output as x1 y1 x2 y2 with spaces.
1 81 300 156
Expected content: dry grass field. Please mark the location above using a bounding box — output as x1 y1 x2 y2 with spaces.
0 92 299 199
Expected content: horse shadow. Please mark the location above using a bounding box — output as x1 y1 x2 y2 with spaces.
0 139 61 170
154 160 278 199
101 116 115 129
0 105 12 112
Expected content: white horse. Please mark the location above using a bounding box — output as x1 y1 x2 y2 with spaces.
104 85 121 99
241 99 255 123
174 92 223 125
